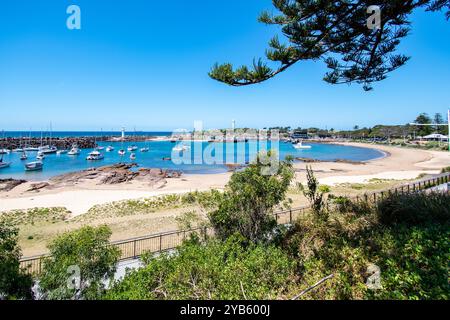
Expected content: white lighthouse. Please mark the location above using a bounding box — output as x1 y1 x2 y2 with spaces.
121 127 125 140
231 119 236 131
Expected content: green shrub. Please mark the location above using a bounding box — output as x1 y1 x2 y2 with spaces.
38 225 120 300
105 235 296 300
377 192 450 226
283 192 450 299
0 222 33 299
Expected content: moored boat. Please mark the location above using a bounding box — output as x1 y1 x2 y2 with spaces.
68 145 81 155
0 160 11 169
25 161 43 171
293 141 312 149
127 145 138 152
118 149 126 156
39 145 58 154
86 150 104 161
106 146 114 152
130 153 136 160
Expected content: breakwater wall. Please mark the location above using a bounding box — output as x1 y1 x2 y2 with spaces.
1 135 163 150
1 137 97 150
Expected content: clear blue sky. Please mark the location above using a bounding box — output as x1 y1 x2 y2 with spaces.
0 0 449 131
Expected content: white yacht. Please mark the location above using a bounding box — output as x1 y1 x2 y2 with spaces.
118 149 126 156
140 147 149 152
36 151 45 160
106 146 114 152
0 149 10 154
127 145 138 152
68 145 81 155
20 151 28 160
25 161 43 171
39 145 58 154
172 145 190 152
86 150 104 161
130 153 136 160
57 149 68 155
293 141 312 150
0 159 11 169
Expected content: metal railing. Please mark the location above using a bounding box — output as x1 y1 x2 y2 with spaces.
19 172 450 275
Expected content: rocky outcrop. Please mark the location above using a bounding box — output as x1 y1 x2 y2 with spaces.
50 163 182 186
27 182 50 192
0 179 26 192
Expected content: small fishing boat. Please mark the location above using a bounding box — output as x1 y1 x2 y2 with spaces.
86 150 104 161
68 145 81 155
140 147 149 152
57 149 68 155
293 141 312 150
25 161 43 171
118 149 126 156
39 145 58 154
172 145 190 152
0 161 11 169
127 145 138 152
36 152 45 160
0 131 11 168
0 149 10 154
130 153 136 160
106 146 114 152
96 146 105 151
20 151 28 160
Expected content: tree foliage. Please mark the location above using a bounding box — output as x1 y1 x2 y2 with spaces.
210 0 449 90
105 235 296 300
208 152 294 243
298 166 328 221
38 225 120 300
0 222 32 300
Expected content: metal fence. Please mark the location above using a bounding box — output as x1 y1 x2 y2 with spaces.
19 171 450 275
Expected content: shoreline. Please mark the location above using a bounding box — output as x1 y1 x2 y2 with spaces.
1 142 449 216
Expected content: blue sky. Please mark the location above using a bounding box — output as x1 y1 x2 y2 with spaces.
0 0 449 131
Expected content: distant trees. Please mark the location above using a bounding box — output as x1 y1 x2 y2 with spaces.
414 113 433 136
0 222 32 299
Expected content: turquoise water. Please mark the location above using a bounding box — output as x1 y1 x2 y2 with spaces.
0 140 385 180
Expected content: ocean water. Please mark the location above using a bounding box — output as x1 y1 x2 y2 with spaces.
0 139 385 180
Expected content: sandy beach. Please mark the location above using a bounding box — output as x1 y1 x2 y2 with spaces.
1 143 449 216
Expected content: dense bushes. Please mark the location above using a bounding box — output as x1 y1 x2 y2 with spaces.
105 235 296 300
0 222 32 299
377 192 450 226
38 225 120 300
208 152 294 242
283 191 450 299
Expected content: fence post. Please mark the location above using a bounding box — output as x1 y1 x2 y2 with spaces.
289 209 292 224
159 234 162 252
133 240 137 258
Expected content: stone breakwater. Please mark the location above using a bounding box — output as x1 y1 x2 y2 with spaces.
1 137 97 150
